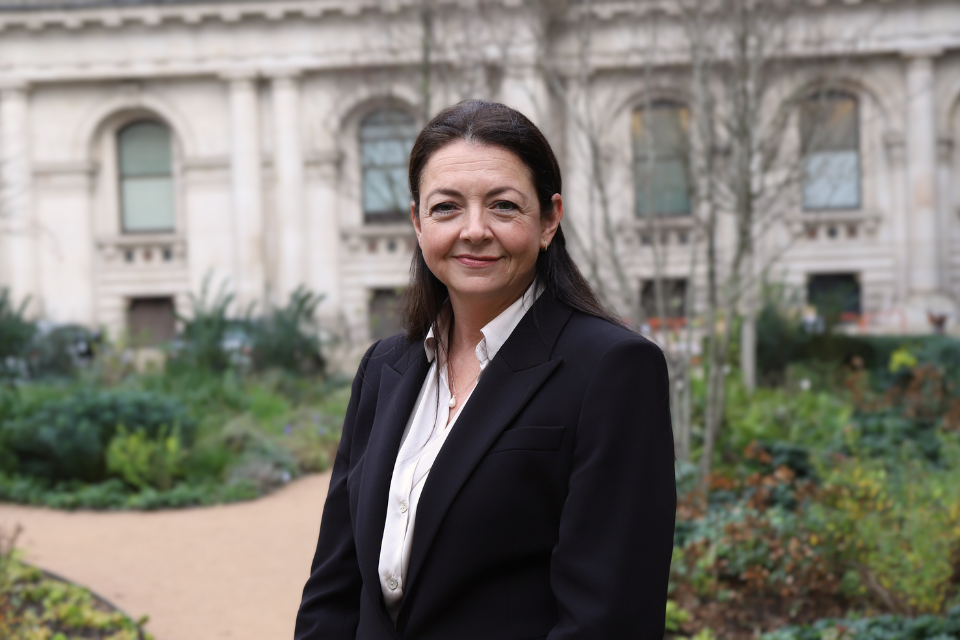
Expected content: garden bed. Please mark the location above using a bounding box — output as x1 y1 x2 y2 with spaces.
1 530 151 639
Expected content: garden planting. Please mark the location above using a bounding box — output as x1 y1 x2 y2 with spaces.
2 286 960 638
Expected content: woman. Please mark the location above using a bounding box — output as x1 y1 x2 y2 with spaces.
295 100 676 640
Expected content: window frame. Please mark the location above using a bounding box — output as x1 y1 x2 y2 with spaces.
632 100 692 218
359 108 418 225
799 90 862 212
116 120 177 234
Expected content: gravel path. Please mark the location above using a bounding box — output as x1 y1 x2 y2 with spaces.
0 472 332 640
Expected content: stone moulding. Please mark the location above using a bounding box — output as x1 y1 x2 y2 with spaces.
0 0 526 32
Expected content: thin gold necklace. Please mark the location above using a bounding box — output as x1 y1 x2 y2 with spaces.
447 366 482 409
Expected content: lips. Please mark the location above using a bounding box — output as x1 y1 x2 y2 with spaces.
455 255 500 267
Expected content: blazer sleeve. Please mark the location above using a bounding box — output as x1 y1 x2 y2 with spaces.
295 341 379 640
547 337 677 640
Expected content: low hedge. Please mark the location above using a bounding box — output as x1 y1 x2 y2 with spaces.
761 607 960 640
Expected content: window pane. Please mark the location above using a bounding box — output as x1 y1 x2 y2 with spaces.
121 177 175 232
803 151 860 209
363 167 410 218
800 93 860 210
119 122 172 177
633 104 691 217
360 109 416 224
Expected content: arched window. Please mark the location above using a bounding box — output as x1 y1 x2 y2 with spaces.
118 121 175 232
360 108 417 224
800 91 860 210
633 102 691 217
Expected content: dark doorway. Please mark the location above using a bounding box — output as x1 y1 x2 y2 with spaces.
368 288 405 340
807 273 861 322
127 297 176 347
641 278 688 320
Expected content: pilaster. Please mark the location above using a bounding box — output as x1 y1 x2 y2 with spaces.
0 80 39 316
903 51 941 295
270 69 305 306
223 70 266 311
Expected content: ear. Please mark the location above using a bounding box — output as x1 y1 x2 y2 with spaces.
411 200 422 243
540 194 563 248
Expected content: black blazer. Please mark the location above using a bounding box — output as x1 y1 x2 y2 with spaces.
295 293 676 640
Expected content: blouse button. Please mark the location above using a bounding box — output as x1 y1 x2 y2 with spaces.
399 501 408 513
387 578 398 590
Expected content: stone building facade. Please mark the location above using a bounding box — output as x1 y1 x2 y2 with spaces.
0 0 958 365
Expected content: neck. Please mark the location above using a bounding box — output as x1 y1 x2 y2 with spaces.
446 278 532 350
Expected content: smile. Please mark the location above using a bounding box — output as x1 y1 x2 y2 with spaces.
454 255 501 268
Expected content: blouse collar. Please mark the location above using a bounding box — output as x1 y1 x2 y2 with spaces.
424 280 541 368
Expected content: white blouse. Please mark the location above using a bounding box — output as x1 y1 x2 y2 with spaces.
377 281 540 620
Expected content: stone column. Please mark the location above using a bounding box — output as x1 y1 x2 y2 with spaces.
1 81 39 315
224 72 266 311
498 63 552 135
904 52 941 296
884 133 909 304
304 77 342 314
936 136 955 301
270 70 305 306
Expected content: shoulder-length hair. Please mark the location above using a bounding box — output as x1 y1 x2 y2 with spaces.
403 99 624 340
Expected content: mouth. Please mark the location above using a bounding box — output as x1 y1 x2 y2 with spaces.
454 255 501 268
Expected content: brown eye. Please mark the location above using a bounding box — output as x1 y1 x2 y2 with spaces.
431 202 457 215
492 200 518 212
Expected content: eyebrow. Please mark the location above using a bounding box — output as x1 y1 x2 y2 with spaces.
424 186 525 201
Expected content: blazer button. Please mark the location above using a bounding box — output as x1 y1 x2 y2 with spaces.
387 578 398 590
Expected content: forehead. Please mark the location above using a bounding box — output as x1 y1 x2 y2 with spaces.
421 141 533 189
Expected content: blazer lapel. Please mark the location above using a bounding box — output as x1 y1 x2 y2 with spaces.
400 294 574 602
355 339 431 595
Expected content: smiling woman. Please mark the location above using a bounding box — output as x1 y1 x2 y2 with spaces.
295 101 677 640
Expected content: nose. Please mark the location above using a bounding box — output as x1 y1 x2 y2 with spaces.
460 202 491 244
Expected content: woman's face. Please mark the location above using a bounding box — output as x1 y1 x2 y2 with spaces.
412 141 562 314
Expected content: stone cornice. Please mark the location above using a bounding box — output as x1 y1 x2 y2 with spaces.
0 0 418 30
0 0 526 30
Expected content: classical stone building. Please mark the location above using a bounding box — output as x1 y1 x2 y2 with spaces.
0 0 958 364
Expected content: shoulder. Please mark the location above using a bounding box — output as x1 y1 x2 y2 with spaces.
356 332 422 381
561 311 666 365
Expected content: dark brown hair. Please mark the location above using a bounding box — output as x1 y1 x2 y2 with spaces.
403 99 623 340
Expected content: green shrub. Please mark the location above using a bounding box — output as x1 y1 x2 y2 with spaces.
220 415 299 493
811 437 960 614
760 606 960 640
170 276 237 373
722 382 852 457
106 426 184 491
248 287 325 376
0 289 36 381
0 389 195 483
846 410 942 464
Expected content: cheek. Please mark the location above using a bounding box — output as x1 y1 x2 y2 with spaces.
498 219 541 257
418 222 456 261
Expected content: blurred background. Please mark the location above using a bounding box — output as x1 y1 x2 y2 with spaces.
0 0 959 639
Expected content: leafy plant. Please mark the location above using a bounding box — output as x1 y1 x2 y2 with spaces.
248 287 325 375
0 389 194 483
106 425 184 491
760 606 960 640
0 538 152 639
812 439 960 615
0 289 36 381
171 275 237 373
